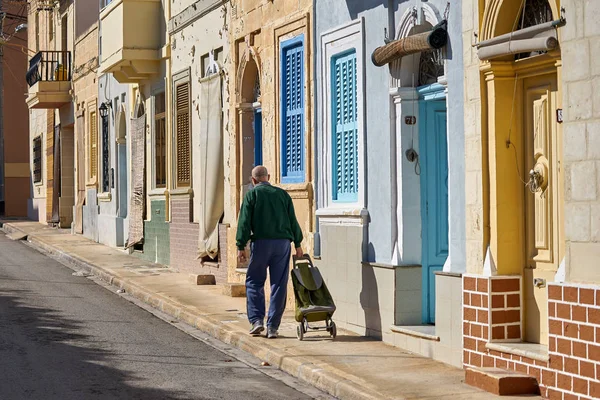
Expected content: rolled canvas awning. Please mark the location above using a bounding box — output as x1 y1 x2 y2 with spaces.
372 20 448 67
477 19 565 61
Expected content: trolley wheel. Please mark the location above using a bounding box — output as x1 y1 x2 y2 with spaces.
296 323 304 341
330 321 337 339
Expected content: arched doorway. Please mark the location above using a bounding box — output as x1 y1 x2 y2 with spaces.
481 0 562 345
237 54 262 199
391 7 448 324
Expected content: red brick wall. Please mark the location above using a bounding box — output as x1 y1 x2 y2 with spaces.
170 197 227 283
464 275 600 399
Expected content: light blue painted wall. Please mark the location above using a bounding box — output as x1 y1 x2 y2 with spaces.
315 0 465 269
94 74 129 247
316 0 395 264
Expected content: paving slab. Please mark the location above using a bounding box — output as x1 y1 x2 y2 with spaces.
1 221 541 400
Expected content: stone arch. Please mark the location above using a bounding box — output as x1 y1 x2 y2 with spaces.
391 3 445 88
116 104 127 143
133 94 146 118
236 46 262 103
480 0 560 41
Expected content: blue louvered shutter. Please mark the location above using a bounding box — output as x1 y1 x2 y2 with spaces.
332 50 358 203
281 36 304 183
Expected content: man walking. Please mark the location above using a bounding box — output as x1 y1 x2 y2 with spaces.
236 166 303 339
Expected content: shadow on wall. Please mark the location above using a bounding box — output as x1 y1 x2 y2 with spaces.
344 0 398 19
360 261 382 339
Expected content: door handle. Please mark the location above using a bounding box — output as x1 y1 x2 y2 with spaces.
533 278 546 288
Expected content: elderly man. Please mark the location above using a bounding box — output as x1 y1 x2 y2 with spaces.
236 166 303 338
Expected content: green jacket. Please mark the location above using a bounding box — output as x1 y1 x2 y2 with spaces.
236 183 303 250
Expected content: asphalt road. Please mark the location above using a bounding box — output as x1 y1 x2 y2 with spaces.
0 233 321 400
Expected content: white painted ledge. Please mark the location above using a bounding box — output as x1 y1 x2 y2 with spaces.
486 342 549 363
391 325 440 342
316 208 369 226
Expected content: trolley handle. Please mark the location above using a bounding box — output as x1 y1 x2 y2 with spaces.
292 254 314 268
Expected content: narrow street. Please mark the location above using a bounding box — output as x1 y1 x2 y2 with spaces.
0 233 321 400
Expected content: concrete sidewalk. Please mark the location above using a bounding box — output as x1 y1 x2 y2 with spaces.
1 221 539 400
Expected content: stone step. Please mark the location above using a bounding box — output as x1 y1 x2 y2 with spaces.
222 282 246 297
188 274 216 285
465 367 540 396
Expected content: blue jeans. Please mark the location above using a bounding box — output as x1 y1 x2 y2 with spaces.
246 239 291 330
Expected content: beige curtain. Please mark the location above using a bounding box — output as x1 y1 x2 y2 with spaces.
126 113 146 248
197 73 224 259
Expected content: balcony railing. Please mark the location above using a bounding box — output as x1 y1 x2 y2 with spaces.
26 51 72 88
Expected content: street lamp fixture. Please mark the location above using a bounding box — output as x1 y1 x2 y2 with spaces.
99 102 110 119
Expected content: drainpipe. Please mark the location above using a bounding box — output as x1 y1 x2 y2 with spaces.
312 0 320 257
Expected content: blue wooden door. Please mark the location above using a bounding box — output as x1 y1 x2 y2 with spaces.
254 108 262 166
420 99 448 324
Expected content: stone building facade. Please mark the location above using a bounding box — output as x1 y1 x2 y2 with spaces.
461 0 600 398
313 0 466 367
167 0 230 281
224 0 315 296
0 1 29 218
26 0 77 228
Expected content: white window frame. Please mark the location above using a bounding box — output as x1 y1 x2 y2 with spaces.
317 18 366 217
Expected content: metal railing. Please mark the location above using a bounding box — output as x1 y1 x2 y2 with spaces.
26 51 72 88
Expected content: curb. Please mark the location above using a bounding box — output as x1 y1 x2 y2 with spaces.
6 225 393 400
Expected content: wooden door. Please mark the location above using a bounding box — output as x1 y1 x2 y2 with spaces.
523 73 563 345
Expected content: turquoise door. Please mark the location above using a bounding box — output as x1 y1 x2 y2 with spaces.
419 95 449 324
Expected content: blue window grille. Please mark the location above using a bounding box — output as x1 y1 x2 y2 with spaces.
331 50 358 203
280 35 305 184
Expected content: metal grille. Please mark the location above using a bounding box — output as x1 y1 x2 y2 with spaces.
33 136 42 183
26 51 72 87
176 82 191 187
516 0 554 59
101 114 110 193
89 111 97 180
418 50 444 86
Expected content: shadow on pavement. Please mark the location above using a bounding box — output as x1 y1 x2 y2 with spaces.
0 288 195 400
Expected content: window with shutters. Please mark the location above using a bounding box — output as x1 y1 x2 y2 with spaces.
154 91 167 188
175 82 191 187
89 111 98 181
280 35 305 184
33 136 42 183
331 50 358 203
320 19 365 212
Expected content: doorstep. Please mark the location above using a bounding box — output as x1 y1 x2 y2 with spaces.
390 325 440 341
1 220 540 400
486 342 549 363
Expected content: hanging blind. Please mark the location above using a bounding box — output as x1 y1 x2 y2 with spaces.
332 51 359 203
176 82 191 187
372 20 448 67
89 111 97 180
281 39 304 183
477 20 563 61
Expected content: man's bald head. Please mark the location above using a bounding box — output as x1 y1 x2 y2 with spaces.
251 166 269 183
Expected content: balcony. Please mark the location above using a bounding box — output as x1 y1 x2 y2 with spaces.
98 0 161 83
26 51 72 109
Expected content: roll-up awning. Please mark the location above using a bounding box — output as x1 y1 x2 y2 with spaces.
477 19 565 61
372 20 448 67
